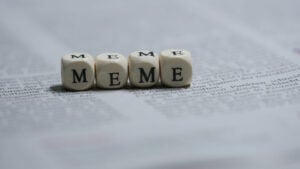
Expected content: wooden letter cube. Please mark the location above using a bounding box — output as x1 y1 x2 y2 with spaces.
160 49 192 87
61 53 95 91
95 53 128 89
128 50 159 88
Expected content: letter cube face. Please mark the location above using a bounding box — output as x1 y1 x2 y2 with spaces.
160 49 192 87
95 53 128 89
128 51 159 87
61 53 95 91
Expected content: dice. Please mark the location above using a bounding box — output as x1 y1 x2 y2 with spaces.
61 53 95 91
160 49 192 87
128 50 159 88
61 49 192 90
95 53 128 89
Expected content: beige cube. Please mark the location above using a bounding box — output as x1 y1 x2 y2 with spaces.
95 53 128 89
128 50 159 88
160 49 192 87
61 53 95 91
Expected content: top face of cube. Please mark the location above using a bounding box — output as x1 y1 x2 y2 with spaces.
62 53 94 65
129 50 159 62
160 49 191 60
96 53 127 62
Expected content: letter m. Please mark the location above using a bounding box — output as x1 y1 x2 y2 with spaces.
71 54 85 59
138 51 154 57
72 69 88 83
139 67 155 83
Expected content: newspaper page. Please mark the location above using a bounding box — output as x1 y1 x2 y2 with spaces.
0 0 300 169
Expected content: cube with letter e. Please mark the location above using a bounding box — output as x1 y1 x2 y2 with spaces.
95 53 128 89
159 49 192 87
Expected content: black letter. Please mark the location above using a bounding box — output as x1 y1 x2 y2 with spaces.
172 51 183 56
172 67 183 81
109 72 121 86
139 67 155 83
72 69 88 83
107 55 119 59
138 51 154 57
71 54 85 58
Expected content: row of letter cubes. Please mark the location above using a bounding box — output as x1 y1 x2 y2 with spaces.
61 49 192 90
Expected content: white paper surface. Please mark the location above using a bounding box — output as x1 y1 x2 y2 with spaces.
1 0 300 169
